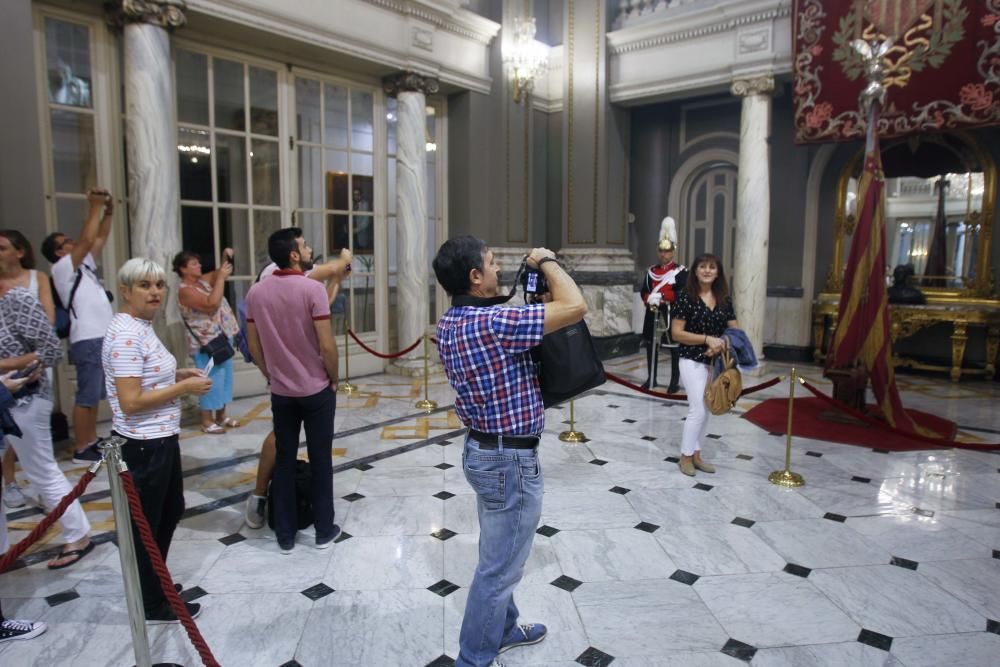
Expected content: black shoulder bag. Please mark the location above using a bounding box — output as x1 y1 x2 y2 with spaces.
182 316 235 365
453 259 606 408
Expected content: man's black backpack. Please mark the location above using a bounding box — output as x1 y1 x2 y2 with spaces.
266 459 314 530
51 273 82 340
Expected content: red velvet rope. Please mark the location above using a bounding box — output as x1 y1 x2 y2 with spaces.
347 330 423 359
120 471 221 667
797 379 1000 451
0 470 97 573
604 372 781 401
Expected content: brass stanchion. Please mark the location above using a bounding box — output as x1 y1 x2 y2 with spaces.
558 399 587 442
338 326 357 395
768 367 805 487
415 333 438 412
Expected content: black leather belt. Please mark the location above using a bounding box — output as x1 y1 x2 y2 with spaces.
468 429 539 449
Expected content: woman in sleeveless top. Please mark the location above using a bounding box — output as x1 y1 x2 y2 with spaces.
0 230 56 509
172 249 239 434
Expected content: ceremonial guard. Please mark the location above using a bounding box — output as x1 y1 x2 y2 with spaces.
640 217 687 392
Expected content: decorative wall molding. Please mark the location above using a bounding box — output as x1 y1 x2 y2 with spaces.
608 0 792 104
731 74 775 97
184 0 498 94
607 1 790 55
105 0 187 30
383 71 441 97
360 0 499 44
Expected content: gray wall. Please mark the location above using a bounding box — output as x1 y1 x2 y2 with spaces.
768 88 810 288
0 0 47 249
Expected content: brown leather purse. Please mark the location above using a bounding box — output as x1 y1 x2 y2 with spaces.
704 344 742 415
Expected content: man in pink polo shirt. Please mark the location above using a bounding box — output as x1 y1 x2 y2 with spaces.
245 227 340 553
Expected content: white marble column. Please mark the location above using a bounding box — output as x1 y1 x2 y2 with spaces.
110 1 185 321
731 75 774 363
384 73 439 373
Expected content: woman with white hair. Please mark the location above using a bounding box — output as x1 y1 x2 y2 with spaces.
102 258 212 623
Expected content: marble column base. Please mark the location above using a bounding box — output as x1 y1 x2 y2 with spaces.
559 248 636 339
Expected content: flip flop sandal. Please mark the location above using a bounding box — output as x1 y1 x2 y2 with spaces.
47 541 96 570
201 423 225 434
219 418 240 428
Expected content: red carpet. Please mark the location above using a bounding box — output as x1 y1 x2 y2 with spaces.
742 397 959 451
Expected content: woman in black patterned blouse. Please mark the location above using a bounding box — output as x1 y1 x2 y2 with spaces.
670 254 739 477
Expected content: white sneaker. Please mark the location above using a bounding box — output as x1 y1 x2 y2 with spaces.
244 494 267 529
3 483 26 509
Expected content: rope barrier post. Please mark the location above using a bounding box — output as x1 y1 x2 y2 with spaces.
558 399 587 443
415 332 438 412
339 326 357 395
768 367 806 488
100 436 156 667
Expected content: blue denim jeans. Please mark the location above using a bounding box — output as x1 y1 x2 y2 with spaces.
457 434 544 667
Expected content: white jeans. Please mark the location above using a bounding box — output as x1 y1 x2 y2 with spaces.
679 358 711 456
2 398 91 549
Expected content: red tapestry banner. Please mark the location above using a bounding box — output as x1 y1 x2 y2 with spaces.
793 0 1000 144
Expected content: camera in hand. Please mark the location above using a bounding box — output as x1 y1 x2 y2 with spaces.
518 264 548 300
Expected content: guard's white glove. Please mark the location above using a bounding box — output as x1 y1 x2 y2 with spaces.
647 292 663 307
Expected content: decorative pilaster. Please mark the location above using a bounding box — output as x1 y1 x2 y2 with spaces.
731 74 774 363
107 1 185 319
383 72 439 373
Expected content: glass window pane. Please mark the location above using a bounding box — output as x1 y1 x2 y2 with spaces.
253 209 282 273
45 18 92 108
388 158 396 214
352 177 373 213
251 139 279 205
249 66 278 136
178 127 212 201
351 153 373 177
353 214 374 255
181 205 215 261
323 85 348 147
352 277 375 333
350 90 374 151
298 145 322 209
51 111 96 193
325 150 349 210
218 208 249 274
176 49 208 125
295 77 321 143
427 159 436 217
295 211 325 263
386 97 397 155
387 216 397 275
426 108 436 142
54 196 88 243
224 280 251 316
214 58 245 131
328 213 349 255
215 134 247 203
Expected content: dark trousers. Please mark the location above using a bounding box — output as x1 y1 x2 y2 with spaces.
271 386 336 544
642 305 679 389
117 432 185 613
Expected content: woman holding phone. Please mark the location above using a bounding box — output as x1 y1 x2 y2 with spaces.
172 248 240 434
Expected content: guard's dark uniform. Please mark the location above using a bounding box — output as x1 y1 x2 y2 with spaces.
640 261 687 391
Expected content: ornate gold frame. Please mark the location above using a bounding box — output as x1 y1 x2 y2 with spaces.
824 131 997 301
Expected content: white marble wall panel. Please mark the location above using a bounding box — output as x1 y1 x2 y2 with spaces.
393 91 429 370
124 23 181 321
733 90 771 359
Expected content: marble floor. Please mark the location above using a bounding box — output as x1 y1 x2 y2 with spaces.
1 355 999 666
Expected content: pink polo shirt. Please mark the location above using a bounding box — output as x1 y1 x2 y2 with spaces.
245 269 332 397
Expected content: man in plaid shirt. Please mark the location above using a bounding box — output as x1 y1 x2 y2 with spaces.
434 236 587 667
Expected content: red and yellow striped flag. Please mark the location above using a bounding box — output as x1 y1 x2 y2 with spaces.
827 131 922 433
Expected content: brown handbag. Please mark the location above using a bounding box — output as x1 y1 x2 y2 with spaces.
704 345 742 415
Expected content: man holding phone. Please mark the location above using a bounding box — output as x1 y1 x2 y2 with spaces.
41 188 116 463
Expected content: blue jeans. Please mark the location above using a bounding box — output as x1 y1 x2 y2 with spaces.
457 434 544 667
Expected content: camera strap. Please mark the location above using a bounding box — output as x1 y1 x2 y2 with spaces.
451 259 531 308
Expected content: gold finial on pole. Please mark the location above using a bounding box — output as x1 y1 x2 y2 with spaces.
558 399 587 443
768 367 805 487
415 332 438 412
339 326 357 395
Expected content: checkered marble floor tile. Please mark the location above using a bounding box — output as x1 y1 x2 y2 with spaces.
2 356 999 666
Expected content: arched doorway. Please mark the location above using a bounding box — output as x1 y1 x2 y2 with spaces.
682 162 738 276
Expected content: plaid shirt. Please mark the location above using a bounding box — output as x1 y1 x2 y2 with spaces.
436 303 546 435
